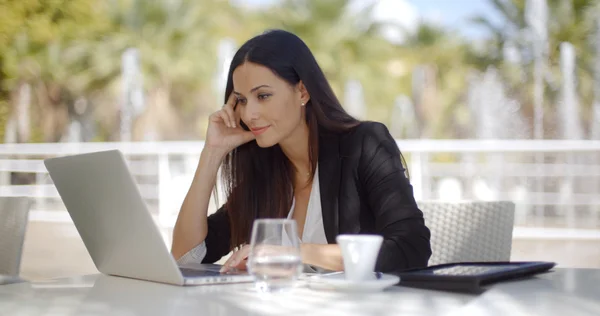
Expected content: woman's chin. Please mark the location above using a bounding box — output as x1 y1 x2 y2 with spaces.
255 136 277 148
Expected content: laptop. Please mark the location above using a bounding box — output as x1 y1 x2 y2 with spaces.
44 149 254 286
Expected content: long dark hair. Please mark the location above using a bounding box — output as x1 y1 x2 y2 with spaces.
222 29 359 249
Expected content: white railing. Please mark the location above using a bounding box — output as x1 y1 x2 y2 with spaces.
0 140 599 240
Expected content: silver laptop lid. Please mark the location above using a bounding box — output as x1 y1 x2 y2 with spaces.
44 150 185 285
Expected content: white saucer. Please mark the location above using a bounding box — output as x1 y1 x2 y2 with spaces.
307 272 400 292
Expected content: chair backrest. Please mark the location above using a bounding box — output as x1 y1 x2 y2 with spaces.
0 197 33 276
418 200 515 266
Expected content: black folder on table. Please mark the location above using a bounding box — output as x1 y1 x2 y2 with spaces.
394 261 556 293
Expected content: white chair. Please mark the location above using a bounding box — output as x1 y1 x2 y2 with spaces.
418 200 515 266
0 197 33 276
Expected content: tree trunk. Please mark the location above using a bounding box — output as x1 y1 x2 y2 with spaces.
133 84 180 141
35 82 69 142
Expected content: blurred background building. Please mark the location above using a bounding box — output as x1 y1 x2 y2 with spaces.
0 0 599 279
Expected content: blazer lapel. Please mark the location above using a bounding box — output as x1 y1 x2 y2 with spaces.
318 131 342 243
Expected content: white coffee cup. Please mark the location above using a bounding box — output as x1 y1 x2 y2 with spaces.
336 234 383 282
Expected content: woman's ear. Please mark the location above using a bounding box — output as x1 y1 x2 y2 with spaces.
298 81 310 105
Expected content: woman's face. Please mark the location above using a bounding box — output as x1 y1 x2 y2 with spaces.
232 62 309 148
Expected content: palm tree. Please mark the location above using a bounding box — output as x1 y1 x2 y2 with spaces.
253 0 399 123
63 0 247 141
0 0 113 142
391 21 475 139
0 0 250 142
470 0 600 138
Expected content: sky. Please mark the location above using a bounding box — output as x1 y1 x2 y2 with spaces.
231 0 502 40
407 0 501 38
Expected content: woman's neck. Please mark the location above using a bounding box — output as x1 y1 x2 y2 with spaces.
279 122 311 183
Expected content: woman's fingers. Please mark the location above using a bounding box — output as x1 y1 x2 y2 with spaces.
217 109 233 128
215 100 240 128
222 103 236 128
220 245 250 272
224 93 239 127
234 258 248 271
220 251 238 272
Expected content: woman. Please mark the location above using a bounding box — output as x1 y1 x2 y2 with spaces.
171 29 431 273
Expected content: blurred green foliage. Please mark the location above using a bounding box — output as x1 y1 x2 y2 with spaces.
0 0 598 142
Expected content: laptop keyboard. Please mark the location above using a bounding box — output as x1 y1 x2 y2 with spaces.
179 267 222 277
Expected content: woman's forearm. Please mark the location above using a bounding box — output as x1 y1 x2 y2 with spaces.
300 244 344 271
171 149 224 260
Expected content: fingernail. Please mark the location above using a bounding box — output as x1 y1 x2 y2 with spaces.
232 123 236 128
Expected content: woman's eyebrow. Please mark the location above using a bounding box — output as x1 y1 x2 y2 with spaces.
233 84 272 96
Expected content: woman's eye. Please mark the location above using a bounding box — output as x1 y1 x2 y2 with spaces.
258 94 271 100
237 98 247 105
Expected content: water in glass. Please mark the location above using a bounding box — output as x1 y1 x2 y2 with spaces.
247 219 302 292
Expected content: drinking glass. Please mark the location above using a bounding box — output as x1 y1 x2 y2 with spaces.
247 219 302 292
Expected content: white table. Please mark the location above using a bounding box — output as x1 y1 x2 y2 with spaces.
0 268 598 316
0 275 24 286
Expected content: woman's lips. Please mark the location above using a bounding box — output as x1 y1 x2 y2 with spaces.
250 126 270 136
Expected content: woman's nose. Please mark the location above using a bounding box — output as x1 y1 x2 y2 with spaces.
243 100 261 121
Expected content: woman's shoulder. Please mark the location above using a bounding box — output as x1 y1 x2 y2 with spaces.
320 121 396 157
340 121 395 147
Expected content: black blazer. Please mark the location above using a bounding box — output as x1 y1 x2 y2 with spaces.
202 121 432 272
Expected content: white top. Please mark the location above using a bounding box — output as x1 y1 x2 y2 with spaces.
287 165 328 244
177 166 327 265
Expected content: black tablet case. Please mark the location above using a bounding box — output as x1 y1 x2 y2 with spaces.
394 261 556 293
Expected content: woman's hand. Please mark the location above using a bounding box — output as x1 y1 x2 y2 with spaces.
220 244 251 273
205 94 255 157
301 244 344 271
219 244 345 273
